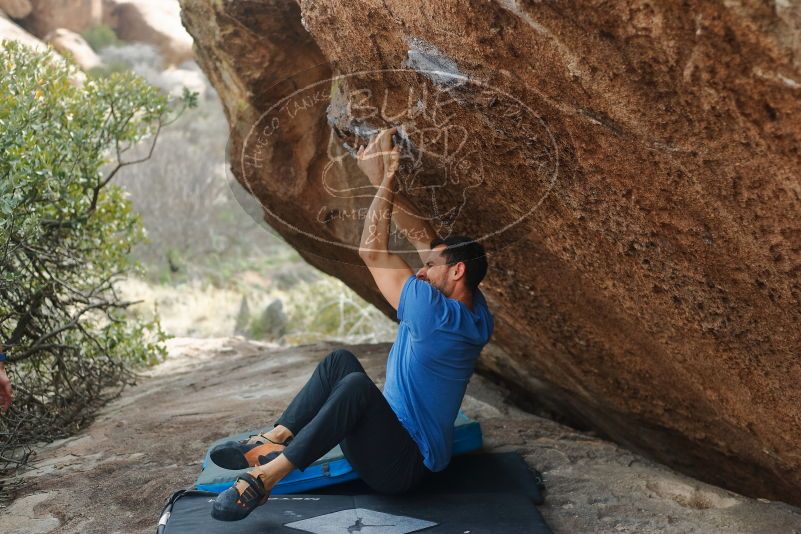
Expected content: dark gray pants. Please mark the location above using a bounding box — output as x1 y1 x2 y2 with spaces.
276 349 429 494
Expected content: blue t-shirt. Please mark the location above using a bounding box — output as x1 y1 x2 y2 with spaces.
383 275 494 472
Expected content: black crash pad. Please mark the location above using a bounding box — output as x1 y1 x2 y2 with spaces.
310 452 545 505
158 491 551 533
158 453 550 533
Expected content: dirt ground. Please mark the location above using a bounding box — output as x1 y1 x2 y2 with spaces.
1 338 799 533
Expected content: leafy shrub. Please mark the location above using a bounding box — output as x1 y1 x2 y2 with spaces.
91 42 164 80
108 60 286 284
282 276 398 345
0 42 195 469
82 25 120 52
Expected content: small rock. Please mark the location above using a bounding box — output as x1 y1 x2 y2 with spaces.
247 299 288 340
45 28 102 70
233 296 251 337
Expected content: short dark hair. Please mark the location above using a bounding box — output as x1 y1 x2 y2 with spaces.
429 235 488 292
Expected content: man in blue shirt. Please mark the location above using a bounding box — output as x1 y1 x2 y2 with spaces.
212 128 493 521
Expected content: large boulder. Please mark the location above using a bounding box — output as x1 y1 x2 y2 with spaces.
23 0 101 36
0 13 46 52
45 28 101 70
179 0 801 504
0 0 31 19
103 0 192 65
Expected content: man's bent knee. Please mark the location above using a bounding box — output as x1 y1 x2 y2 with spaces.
335 372 373 397
323 348 359 367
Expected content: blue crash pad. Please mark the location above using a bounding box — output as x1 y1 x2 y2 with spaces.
195 410 482 494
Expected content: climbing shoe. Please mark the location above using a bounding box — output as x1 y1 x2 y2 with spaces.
209 438 286 470
211 471 270 521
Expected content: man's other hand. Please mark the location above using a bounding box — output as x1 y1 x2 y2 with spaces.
0 363 12 412
356 127 397 186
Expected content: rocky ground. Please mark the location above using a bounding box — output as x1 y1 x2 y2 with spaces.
1 338 799 533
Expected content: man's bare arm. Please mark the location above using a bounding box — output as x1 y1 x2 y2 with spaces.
358 176 395 259
351 127 438 263
391 193 438 263
356 129 413 310
0 343 12 411
0 363 11 412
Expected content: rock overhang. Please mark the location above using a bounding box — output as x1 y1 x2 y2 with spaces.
179 0 801 505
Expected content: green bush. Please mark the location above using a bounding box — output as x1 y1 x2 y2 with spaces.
282 276 398 345
82 25 120 52
0 42 195 468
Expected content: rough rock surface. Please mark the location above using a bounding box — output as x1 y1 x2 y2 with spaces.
103 0 193 65
2 338 799 533
22 0 101 36
45 28 101 70
178 0 801 504
0 0 31 19
0 13 46 51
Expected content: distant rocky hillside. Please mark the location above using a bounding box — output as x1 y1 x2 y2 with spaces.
178 0 801 505
0 0 192 70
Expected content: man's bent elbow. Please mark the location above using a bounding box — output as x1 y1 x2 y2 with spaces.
360 250 395 268
359 249 378 263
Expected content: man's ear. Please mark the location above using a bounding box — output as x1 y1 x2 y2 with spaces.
451 261 467 282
